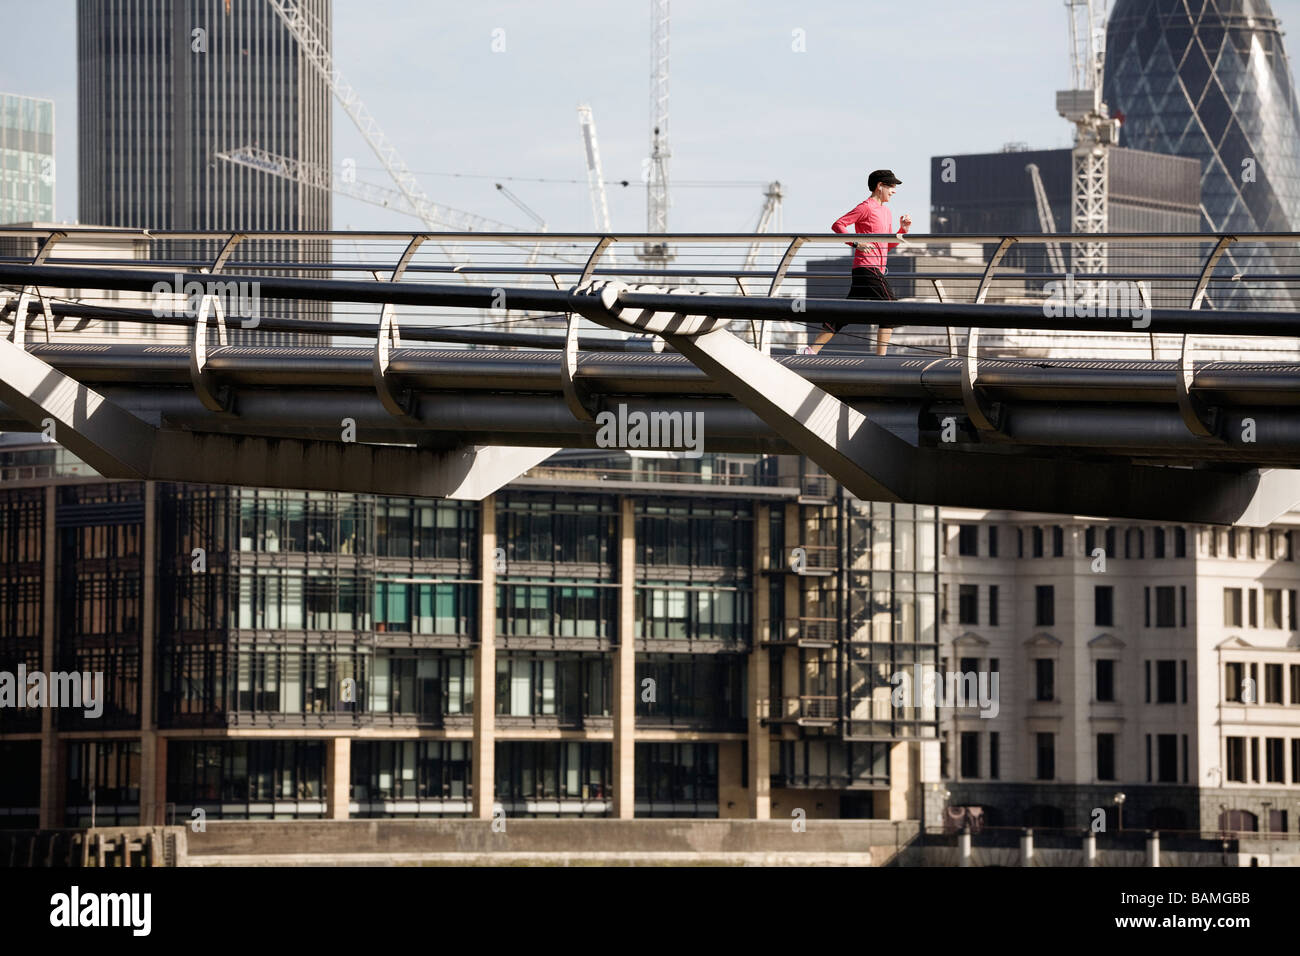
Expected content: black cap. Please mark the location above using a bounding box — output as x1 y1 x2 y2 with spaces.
868 169 902 190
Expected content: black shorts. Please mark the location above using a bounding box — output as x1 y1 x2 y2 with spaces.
824 267 896 333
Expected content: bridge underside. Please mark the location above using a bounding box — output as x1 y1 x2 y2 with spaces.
3 335 1300 523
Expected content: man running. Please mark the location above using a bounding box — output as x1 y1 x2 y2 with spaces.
805 169 911 355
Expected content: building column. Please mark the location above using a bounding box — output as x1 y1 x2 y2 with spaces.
38 485 59 828
749 505 771 819
326 737 350 820
138 481 161 824
613 497 637 818
472 495 497 819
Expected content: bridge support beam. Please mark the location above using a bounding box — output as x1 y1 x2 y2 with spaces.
0 335 556 499
570 281 1300 525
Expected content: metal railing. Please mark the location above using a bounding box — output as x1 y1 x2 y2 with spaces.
5 226 1300 360
763 617 838 645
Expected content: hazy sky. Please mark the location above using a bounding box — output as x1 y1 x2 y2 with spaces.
5 0 1300 233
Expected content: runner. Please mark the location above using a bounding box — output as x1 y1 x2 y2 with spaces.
804 170 911 355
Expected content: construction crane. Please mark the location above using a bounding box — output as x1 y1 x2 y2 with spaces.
216 146 579 271
639 0 672 268
578 105 614 234
740 181 783 294
494 183 546 230
218 146 524 234
1025 163 1066 275
1055 0 1119 275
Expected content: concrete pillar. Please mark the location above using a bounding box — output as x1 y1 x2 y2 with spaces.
138 482 160 824
887 740 911 819
38 485 59 828
1083 831 1097 866
959 827 972 867
326 737 350 820
472 495 497 819
1147 830 1160 867
613 497 637 818
1020 828 1034 866
749 505 771 819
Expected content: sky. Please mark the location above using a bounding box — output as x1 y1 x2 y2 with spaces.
5 0 1300 234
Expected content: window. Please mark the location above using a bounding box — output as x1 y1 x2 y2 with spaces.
1085 527 1095 555
1291 664 1300 705
989 658 999 674
989 732 999 780
1035 659 1054 701
1035 586 1054 627
958 585 978 625
1105 527 1116 558
1249 589 1258 628
1052 526 1064 557
1265 663 1283 704
1036 733 1054 780
1181 659 1188 704
1266 738 1284 783
1017 528 1023 558
1226 737 1246 782
1157 734 1177 782
1144 586 1151 627
957 525 978 556
1175 527 1186 558
1156 660 1176 703
1097 733 1116 781
987 526 998 557
1182 735 1189 783
1180 586 1187 627
1145 734 1152 781
1251 737 1260 783
960 732 979 779
1126 528 1144 559
1094 585 1113 626
1154 527 1166 558
1095 659 1115 702
1032 527 1044 558
988 585 999 626
1224 588 1243 627
1145 660 1151 703
1155 587 1175 627
1291 591 1298 631
1293 740 1300 784
1225 662 1245 702
1264 589 1283 629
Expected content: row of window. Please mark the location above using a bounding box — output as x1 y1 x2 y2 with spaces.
1223 587 1299 630
950 584 1190 629
953 522 1299 562
158 645 750 727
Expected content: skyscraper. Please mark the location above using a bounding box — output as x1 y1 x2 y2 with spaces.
1104 0 1300 307
0 93 55 224
77 0 332 342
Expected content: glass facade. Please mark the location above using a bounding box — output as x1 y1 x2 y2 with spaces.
0 93 54 223
1 450 936 822
1105 0 1300 307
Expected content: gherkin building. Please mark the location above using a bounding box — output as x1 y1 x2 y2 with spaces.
1104 0 1300 308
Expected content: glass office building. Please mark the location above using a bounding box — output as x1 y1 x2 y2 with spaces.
0 93 54 224
1105 0 1300 307
0 440 941 826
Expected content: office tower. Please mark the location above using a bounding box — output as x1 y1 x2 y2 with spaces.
0 93 55 225
1105 0 1300 307
77 0 331 343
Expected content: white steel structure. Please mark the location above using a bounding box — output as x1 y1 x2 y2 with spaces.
641 0 672 267
1055 0 1120 275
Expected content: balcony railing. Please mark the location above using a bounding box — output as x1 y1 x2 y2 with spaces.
763 617 838 646
772 695 839 723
